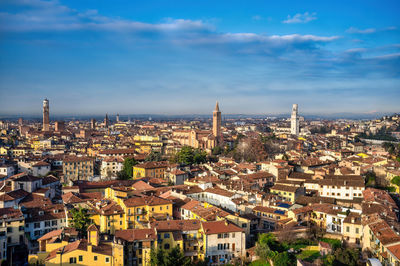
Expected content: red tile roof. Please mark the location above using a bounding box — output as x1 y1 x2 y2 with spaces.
115 228 156 242
201 220 243 235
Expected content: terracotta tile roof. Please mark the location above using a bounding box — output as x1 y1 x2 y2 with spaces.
88 199 124 216
13 174 41 182
368 219 400 245
38 227 78 241
135 161 169 169
201 220 243 235
0 207 24 220
152 220 202 231
387 243 400 260
98 148 135 155
6 189 30 200
271 184 299 193
63 156 94 163
115 228 157 242
41 175 59 185
20 193 52 207
204 187 235 198
123 195 171 207
291 205 313 215
32 161 50 167
24 204 66 223
132 180 154 190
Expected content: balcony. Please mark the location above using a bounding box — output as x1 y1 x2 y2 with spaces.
184 250 198 257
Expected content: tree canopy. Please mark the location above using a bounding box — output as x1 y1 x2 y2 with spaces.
117 157 137 179
150 246 191 266
391 176 400 187
171 146 207 165
145 151 163 162
69 207 91 237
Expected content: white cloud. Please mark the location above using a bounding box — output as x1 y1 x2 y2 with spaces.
283 12 317 24
346 26 397 34
346 27 376 34
252 15 262 21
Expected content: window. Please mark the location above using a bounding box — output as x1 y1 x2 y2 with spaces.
45 221 51 227
241 224 247 228
6 228 12 233
218 234 223 239
346 226 350 233
34 222 40 229
356 228 359 234
223 233 229 238
105 257 110 263
164 244 170 249
69 257 77 264
79 256 83 262
52 220 57 226
232 233 235 238
164 233 170 239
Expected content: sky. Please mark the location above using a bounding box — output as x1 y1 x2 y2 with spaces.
0 0 399 116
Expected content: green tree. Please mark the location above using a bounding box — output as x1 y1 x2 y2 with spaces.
333 248 360 266
165 246 191 266
69 207 91 237
273 251 294 266
150 248 165 266
172 146 207 165
391 176 400 187
365 171 376 187
212 145 223 155
118 157 137 179
150 247 190 266
145 151 163 162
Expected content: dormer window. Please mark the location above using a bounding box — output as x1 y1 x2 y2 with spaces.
38 211 44 215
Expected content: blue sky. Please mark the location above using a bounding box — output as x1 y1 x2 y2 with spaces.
0 0 399 116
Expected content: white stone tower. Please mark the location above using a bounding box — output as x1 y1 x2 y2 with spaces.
290 104 299 135
42 98 50 132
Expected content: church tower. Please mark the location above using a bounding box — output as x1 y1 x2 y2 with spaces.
213 101 222 142
42 98 50 132
290 104 299 136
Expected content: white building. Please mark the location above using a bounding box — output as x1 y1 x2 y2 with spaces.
318 175 365 200
188 187 241 212
291 104 299 136
201 220 246 264
0 164 15 178
100 157 124 178
18 161 50 177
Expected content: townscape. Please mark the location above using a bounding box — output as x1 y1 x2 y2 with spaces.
0 99 399 266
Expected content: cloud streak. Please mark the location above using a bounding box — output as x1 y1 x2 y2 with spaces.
282 12 317 24
346 26 397 34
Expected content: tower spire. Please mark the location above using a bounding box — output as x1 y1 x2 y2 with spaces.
215 101 220 112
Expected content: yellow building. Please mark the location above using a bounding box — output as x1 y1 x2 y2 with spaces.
122 195 173 229
39 225 115 265
342 213 362 246
152 220 204 261
133 161 169 179
85 199 126 234
270 184 304 203
0 208 25 262
114 228 157 266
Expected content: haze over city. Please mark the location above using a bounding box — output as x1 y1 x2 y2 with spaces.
0 0 399 116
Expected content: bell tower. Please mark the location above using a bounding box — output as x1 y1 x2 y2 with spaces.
213 101 222 142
